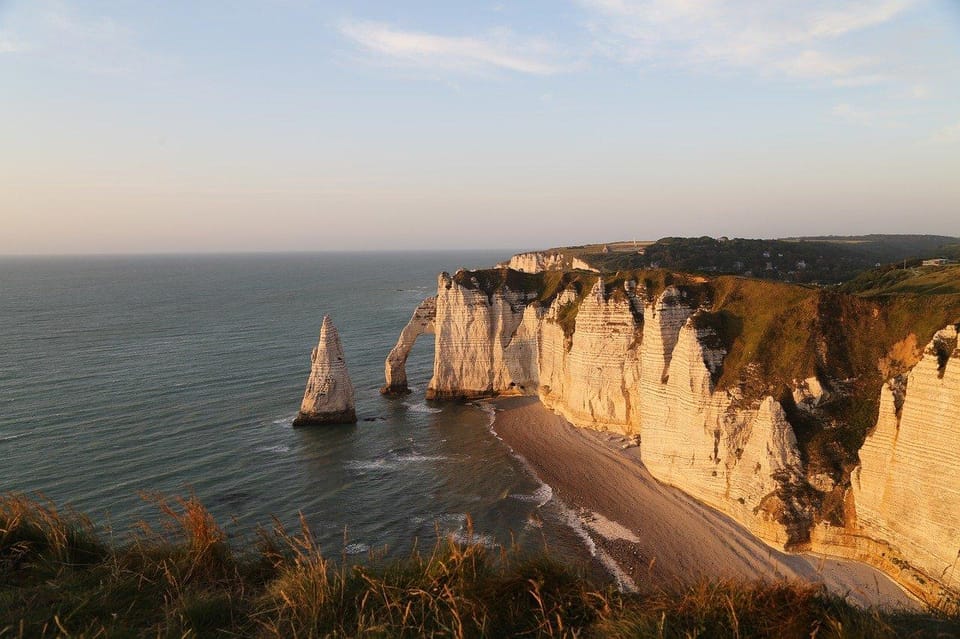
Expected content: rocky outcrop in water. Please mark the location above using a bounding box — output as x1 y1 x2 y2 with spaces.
293 316 356 426
387 266 960 605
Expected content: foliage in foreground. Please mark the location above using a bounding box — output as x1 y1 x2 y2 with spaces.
1 493 958 638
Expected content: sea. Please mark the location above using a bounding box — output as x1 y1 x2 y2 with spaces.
0 251 594 568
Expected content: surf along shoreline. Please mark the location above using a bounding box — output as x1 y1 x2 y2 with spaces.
487 395 916 609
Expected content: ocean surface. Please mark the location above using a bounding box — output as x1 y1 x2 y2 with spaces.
0 251 594 566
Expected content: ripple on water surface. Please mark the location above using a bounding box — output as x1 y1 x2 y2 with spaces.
1 253 591 563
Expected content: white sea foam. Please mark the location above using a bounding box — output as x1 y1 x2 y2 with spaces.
558 504 597 557
256 444 290 454
343 542 370 555
435 512 499 548
484 404 505 442
345 459 391 472
450 530 499 549
346 453 448 472
271 414 298 426
598 551 638 593
512 483 554 507
403 401 443 414
477 401 497 429
486 404 554 509
558 504 637 593
438 513 468 526
394 453 448 463
582 511 641 543
478 400 635 589
0 433 26 442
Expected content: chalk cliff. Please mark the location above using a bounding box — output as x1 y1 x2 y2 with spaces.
426 270 540 400
382 296 436 395
387 266 960 605
293 316 356 426
497 251 599 274
850 325 960 600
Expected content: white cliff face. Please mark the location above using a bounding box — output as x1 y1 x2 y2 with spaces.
853 325 960 594
638 312 807 545
497 251 599 274
390 270 960 604
499 252 565 273
413 274 808 542
382 296 436 395
294 316 357 426
426 272 538 399
501 302 542 393
536 289 576 402
540 280 640 431
793 376 828 408
643 286 696 385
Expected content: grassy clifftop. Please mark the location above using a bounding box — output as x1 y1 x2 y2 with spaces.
452 265 960 496
453 265 960 397
2 493 958 638
543 234 958 284
841 264 960 296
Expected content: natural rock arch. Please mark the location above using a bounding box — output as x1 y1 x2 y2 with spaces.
381 297 436 395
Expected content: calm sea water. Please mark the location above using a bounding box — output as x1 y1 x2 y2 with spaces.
0 252 590 564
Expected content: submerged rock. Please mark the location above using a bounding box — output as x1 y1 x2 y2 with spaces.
293 316 357 426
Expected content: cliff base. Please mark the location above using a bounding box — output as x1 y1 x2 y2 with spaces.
292 408 357 427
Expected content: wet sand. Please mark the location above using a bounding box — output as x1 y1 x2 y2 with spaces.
491 396 916 609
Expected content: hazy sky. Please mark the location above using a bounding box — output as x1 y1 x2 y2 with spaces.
2 1 959 254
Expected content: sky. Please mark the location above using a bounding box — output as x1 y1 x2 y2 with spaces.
1 0 959 254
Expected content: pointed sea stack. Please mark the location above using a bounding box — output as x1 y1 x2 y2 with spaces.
293 316 357 427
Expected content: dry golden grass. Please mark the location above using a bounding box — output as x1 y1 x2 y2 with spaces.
3 493 959 638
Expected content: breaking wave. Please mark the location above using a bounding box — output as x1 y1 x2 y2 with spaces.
403 401 443 414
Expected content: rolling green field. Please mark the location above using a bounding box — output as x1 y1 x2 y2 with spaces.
551 234 957 284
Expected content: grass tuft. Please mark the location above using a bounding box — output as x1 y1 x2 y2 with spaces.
0 493 105 572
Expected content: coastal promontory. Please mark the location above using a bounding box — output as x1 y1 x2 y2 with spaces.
385 237 960 608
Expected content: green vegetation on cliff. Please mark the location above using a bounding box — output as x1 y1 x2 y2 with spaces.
557 234 958 284
841 264 960 297
2 493 957 638
450 264 960 530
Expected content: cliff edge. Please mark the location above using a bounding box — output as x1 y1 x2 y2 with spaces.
386 263 960 607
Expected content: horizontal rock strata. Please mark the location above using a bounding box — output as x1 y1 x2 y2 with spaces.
408 272 815 546
387 266 960 606
497 251 599 274
849 325 960 602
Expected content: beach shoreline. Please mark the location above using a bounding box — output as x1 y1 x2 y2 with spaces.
489 396 916 609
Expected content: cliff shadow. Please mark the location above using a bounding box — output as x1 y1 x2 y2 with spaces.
692 309 743 386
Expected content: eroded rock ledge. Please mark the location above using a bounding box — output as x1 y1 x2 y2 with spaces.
385 266 960 607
